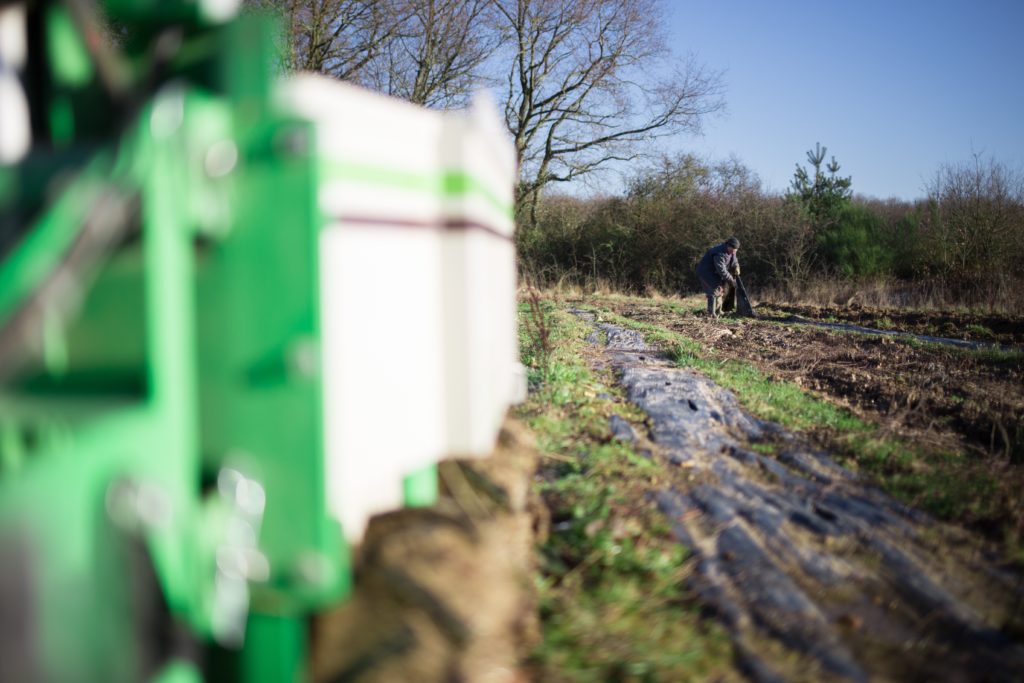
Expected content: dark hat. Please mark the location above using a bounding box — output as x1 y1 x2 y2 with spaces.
725 237 740 249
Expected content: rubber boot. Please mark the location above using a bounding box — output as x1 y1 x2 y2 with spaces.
712 295 723 318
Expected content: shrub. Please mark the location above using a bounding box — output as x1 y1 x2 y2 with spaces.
817 203 894 278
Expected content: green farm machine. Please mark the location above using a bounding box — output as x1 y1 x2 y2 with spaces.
0 1 520 681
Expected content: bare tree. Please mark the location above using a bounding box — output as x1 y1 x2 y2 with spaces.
924 154 1024 287
247 0 403 79
251 0 497 108
493 0 724 224
251 0 725 228
366 0 498 107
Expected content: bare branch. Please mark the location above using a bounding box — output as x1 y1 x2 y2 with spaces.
244 0 406 80
366 0 499 108
494 0 725 220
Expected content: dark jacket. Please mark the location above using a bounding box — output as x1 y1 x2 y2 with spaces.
696 242 739 287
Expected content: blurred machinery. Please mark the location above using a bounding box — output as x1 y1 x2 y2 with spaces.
0 1 520 681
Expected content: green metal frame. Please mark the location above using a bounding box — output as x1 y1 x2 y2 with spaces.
0 0 524 678
0 5 351 681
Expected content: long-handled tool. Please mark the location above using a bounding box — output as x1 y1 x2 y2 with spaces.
736 276 757 318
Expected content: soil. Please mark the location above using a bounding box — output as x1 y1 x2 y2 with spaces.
759 301 1024 347
572 310 1024 682
594 297 1024 543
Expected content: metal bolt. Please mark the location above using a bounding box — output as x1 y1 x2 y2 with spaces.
199 0 242 23
293 551 331 587
204 139 238 178
287 338 320 379
218 467 266 517
150 85 185 138
105 480 172 531
275 127 310 158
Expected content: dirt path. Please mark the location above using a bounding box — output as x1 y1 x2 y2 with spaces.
574 310 1024 682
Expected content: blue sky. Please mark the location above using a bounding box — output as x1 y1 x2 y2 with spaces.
664 0 1024 200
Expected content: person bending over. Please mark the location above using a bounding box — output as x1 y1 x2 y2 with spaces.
696 236 740 318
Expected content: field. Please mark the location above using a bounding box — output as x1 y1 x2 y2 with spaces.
590 294 1024 537
519 292 1024 681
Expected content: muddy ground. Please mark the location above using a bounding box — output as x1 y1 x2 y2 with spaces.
571 312 1024 681
591 296 1024 545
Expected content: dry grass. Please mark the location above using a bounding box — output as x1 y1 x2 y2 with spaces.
517 279 695 306
759 275 1024 314
520 268 1024 314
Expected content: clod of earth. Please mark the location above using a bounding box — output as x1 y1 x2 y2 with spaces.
574 310 1024 682
310 421 540 683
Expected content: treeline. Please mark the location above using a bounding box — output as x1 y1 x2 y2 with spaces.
519 150 1024 311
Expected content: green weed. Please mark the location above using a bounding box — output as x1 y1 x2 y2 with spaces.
751 442 778 455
